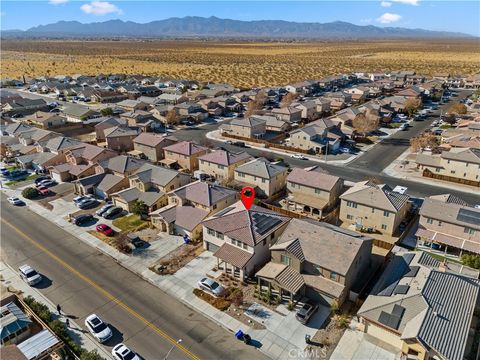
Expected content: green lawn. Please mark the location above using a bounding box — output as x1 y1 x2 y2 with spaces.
417 249 462 264
439 124 453 129
5 174 39 186
112 214 150 232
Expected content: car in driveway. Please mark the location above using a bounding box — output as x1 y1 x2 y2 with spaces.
96 203 114 216
38 179 57 187
85 314 113 343
7 197 24 205
103 206 123 219
78 199 98 209
35 185 50 196
19 264 42 286
198 277 226 297
339 146 352 154
73 214 94 226
111 343 140 360
291 154 307 160
295 300 319 324
399 123 409 131
96 224 114 236
35 176 51 185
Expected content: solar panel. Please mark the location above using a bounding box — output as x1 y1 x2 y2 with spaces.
457 208 480 226
378 311 402 330
252 213 282 235
402 253 415 265
404 266 419 277
394 285 410 295
378 280 399 296
392 304 405 317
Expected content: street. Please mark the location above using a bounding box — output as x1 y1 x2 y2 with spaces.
0 194 269 360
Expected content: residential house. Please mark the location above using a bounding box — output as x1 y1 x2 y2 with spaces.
289 118 344 154
162 141 209 171
416 194 480 255
63 106 99 123
104 126 140 152
117 99 148 112
397 87 423 98
202 201 291 278
132 133 177 163
15 152 64 172
198 149 252 181
91 89 127 103
415 147 480 186
120 110 159 132
156 93 188 105
221 117 267 139
339 180 411 236
358 251 480 360
73 172 129 199
23 111 67 129
292 101 318 121
286 166 344 219
234 158 288 197
257 219 373 305
2 98 47 113
94 117 128 142
313 98 332 114
271 107 302 123
96 155 146 177
174 102 208 122
39 136 82 155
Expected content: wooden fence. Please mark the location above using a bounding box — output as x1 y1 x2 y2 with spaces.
423 169 480 187
221 132 310 154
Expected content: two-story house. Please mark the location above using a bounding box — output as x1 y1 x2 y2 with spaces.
256 219 373 305
162 141 209 171
221 117 267 139
234 158 288 198
339 180 411 236
133 133 177 163
289 118 343 154
104 126 140 152
286 166 344 219
271 107 303 123
202 201 291 279
416 194 480 255
198 149 252 181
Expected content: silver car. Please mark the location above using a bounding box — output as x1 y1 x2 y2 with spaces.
198 277 226 297
96 203 114 216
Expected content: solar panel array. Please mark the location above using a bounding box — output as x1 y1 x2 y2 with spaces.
394 284 410 295
457 208 480 226
404 266 420 277
402 253 415 265
378 305 405 330
252 213 282 235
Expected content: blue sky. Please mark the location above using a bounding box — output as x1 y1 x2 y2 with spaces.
1 1 479 36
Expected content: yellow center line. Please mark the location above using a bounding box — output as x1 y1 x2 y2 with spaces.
1 218 200 360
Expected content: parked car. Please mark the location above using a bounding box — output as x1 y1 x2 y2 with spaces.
73 195 88 204
85 314 113 343
225 140 233 145
399 123 409 131
35 176 51 185
36 185 50 196
198 277 226 297
96 203 115 216
232 141 246 147
7 197 24 205
112 344 140 360
291 154 307 160
103 206 123 219
19 264 42 286
78 199 98 209
38 179 56 187
339 146 352 154
295 300 319 324
96 224 114 236
73 214 94 226
433 129 443 135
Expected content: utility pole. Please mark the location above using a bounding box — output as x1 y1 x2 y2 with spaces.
164 339 182 360
324 142 328 162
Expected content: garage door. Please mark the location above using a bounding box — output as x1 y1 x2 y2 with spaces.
365 322 403 349
305 287 334 307
94 188 107 200
205 242 220 252
51 172 63 183
174 224 188 237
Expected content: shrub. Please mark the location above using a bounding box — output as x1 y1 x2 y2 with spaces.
462 254 480 270
81 350 106 360
22 187 38 199
287 301 295 311
330 300 339 314
193 288 231 311
336 314 349 329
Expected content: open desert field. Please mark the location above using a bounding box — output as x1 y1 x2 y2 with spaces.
2 39 479 87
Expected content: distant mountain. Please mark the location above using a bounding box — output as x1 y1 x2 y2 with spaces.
2 17 472 39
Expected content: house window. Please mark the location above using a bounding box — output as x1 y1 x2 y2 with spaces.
330 272 338 281
438 221 442 226
207 228 215 236
381 224 388 230
383 211 390 217
451 170 455 174
280 254 291 266
213 204 217 210
200 160 204 165
435 168 440 172
216 232 224 240
231 239 236 245
347 201 357 208
347 214 354 220
315 189 321 194
426 218 434 224
262 178 266 183
371 208 375 213
218 165 224 170
242 243 247 250
464 227 475 235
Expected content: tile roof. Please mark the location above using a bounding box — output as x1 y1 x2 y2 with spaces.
175 206 209 231
235 158 287 179
97 174 125 192
133 133 177 147
173 181 236 207
420 196 480 231
98 155 146 174
213 243 254 268
272 219 373 275
230 117 266 128
113 187 165 206
163 141 208 156
104 126 139 138
340 180 410 212
202 201 290 246
198 150 252 166
428 193 469 206
287 166 340 191
44 136 81 152
441 147 480 165
256 262 305 294
132 163 190 187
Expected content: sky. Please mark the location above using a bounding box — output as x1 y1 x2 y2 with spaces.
1 1 479 36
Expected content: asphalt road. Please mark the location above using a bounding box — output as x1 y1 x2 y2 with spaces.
0 194 269 360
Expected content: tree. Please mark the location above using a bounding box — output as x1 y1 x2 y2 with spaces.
443 113 457 125
244 91 266 117
352 112 379 137
280 92 297 108
461 254 480 270
165 109 179 126
22 187 38 199
410 133 439 152
80 350 106 360
448 103 467 115
100 107 113 116
131 200 147 216
404 98 422 117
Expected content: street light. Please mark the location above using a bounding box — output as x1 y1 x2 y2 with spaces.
164 339 182 360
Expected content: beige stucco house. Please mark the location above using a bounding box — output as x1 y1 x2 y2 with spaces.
133 133 177 163
104 126 140 152
221 117 267 139
162 141 209 171
198 149 252 181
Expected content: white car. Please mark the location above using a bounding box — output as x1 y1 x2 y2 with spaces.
85 314 113 343
39 179 56 187
7 197 23 205
291 154 307 160
19 264 42 286
198 277 226 297
111 343 140 360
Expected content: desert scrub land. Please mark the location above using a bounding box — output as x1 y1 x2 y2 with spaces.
2 39 479 88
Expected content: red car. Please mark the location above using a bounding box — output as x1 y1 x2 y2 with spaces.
35 185 50 196
96 224 114 236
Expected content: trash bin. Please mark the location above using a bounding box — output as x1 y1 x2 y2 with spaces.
305 334 311 344
235 330 244 340
243 334 251 344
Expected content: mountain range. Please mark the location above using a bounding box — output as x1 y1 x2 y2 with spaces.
2 16 472 39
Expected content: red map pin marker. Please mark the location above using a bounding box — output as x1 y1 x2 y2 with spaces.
240 186 255 210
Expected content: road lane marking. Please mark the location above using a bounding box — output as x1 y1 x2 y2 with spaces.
1 218 200 360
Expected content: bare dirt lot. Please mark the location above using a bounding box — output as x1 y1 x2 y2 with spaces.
2 39 479 88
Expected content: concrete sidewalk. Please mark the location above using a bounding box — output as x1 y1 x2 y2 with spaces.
0 261 113 359
2 186 313 360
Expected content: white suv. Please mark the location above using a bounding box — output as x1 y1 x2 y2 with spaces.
19 265 42 286
85 314 113 343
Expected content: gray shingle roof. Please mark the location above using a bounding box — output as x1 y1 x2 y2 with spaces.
198 150 251 166
173 181 236 207
132 163 189 187
98 155 146 174
235 158 287 179
287 166 340 191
